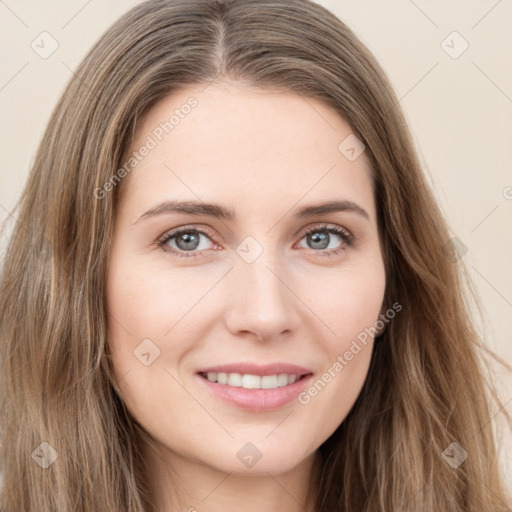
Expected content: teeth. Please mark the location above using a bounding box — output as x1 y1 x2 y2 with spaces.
204 372 301 389
216 372 228 385
242 374 260 389
227 373 242 387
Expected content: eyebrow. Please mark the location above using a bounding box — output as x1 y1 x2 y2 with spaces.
133 199 370 224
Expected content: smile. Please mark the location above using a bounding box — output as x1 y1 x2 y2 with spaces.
199 371 308 389
196 370 314 412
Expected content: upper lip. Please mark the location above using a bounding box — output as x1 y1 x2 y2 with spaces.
196 362 313 377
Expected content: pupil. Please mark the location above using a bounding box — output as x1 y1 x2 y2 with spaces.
309 231 329 250
176 232 199 250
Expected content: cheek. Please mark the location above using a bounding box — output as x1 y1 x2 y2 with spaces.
298 256 386 343
105 251 220 396
294 257 385 427
105 254 199 424
106 252 213 342
298 346 372 446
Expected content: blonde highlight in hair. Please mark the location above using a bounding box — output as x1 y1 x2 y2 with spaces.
1 0 511 510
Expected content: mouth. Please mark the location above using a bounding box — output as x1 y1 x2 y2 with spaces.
198 371 312 390
195 363 314 412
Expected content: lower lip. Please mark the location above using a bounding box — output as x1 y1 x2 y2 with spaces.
196 373 314 412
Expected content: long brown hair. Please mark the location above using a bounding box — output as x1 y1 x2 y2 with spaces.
1 0 510 510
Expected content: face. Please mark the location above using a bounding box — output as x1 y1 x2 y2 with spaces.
106 81 386 479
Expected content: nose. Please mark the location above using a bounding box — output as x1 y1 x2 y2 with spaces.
223 248 301 342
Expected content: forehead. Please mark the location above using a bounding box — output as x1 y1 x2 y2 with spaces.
119 82 375 223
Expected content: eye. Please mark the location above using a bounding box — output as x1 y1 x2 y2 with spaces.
156 227 217 258
295 224 354 257
156 223 354 259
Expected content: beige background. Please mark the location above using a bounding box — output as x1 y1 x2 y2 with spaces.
1 0 511 488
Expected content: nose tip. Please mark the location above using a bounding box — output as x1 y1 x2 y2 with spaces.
223 256 299 341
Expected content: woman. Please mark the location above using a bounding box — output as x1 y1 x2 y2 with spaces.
0 0 510 510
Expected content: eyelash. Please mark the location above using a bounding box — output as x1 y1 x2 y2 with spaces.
155 223 355 259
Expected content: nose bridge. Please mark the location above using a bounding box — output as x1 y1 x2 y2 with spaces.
224 238 299 338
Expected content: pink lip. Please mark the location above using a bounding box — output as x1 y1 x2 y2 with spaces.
195 362 312 376
195 363 314 412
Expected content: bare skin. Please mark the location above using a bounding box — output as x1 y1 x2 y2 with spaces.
106 80 386 512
